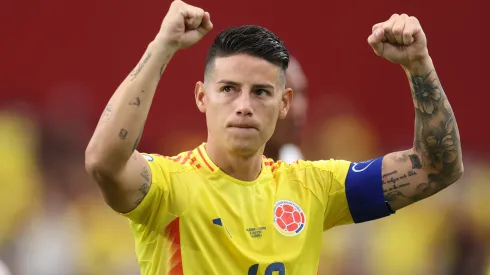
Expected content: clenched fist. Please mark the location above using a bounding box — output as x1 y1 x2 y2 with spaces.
368 14 429 67
155 0 213 52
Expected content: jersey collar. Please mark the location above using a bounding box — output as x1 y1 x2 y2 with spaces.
193 143 273 186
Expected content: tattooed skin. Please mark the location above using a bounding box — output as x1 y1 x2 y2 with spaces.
412 70 462 175
119 129 129 140
97 104 113 125
129 97 141 107
132 120 146 152
134 167 151 205
383 69 463 210
130 52 152 81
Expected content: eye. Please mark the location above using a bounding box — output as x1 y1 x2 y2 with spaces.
220 86 234 93
254 89 271 96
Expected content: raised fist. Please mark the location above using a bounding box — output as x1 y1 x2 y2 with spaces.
368 14 429 67
155 0 213 52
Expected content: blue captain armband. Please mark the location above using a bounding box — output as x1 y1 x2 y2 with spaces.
345 157 395 223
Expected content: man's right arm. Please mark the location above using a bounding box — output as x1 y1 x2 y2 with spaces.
85 42 174 214
85 0 213 214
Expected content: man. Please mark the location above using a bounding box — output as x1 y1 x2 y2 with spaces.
264 56 308 163
85 1 464 274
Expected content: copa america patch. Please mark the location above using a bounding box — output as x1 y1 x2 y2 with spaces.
273 200 306 236
142 154 154 162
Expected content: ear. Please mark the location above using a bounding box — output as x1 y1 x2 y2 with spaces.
195 81 206 113
279 88 293 119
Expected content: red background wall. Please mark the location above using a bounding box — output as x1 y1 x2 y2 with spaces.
2 0 488 155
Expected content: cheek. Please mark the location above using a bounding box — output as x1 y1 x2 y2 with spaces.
262 106 280 131
206 103 228 126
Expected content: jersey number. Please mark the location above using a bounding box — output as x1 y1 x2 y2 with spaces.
248 262 285 275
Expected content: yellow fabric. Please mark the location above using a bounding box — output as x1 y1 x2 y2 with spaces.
0 112 41 245
73 194 137 274
120 143 353 275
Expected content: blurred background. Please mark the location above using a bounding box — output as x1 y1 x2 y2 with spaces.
1 0 489 274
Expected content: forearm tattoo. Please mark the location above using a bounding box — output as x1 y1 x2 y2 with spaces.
132 119 146 152
382 69 463 208
412 69 461 177
97 104 113 125
130 52 152 81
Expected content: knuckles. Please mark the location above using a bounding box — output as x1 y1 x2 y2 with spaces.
382 14 421 39
170 0 189 12
392 27 403 36
170 0 204 19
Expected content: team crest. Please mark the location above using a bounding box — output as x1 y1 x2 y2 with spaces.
273 200 306 236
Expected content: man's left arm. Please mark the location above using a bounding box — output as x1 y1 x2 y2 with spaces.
381 58 463 211
368 14 463 212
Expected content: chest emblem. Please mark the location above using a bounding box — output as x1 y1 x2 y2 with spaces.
273 200 306 236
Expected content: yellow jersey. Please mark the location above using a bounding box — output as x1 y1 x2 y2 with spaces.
120 143 391 274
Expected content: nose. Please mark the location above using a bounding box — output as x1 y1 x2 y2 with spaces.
235 92 253 117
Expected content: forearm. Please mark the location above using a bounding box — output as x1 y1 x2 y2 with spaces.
406 57 463 184
86 41 174 171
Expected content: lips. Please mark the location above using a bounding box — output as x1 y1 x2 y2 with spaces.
228 123 258 130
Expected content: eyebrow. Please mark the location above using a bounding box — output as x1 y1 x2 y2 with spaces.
216 80 275 90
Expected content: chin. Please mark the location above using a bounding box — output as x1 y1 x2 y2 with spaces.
226 138 262 156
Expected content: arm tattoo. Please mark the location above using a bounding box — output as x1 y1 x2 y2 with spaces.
412 69 461 176
129 97 141 107
135 167 151 205
409 154 422 169
384 69 463 209
141 166 150 182
134 183 150 205
130 52 152 81
132 119 146 152
385 191 410 203
382 169 417 186
97 104 113 125
119 129 129 140
382 170 397 178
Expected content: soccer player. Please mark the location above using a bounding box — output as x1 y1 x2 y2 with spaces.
264 56 308 163
85 1 464 274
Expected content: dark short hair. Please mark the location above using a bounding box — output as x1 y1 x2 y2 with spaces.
204 25 290 77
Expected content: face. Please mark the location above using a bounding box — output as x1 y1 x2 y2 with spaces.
195 54 292 156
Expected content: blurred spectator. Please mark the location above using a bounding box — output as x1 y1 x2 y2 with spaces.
0 105 42 269
1 3 488 272
264 56 308 163
0 259 11 275
0 93 138 275
312 97 380 275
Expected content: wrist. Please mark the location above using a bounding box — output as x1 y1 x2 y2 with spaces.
148 38 177 61
402 55 434 76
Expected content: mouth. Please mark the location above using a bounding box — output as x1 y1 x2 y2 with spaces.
227 124 258 131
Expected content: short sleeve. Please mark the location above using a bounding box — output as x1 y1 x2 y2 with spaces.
307 159 354 231
302 158 392 230
119 153 177 230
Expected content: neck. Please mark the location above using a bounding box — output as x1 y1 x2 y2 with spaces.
205 139 264 182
